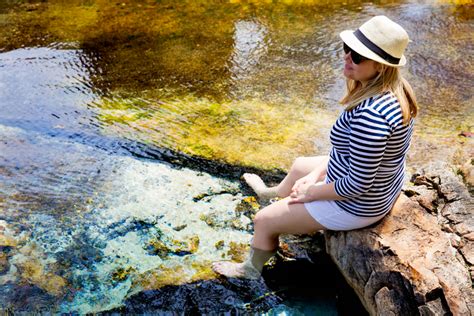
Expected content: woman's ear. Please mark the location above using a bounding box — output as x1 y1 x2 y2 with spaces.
376 63 383 73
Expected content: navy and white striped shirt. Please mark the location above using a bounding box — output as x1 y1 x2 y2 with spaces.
326 91 414 217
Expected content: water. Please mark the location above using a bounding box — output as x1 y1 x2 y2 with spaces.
0 0 472 313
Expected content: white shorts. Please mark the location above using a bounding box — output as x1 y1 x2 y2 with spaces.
304 199 386 231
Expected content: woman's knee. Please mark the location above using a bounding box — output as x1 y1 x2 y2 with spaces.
289 157 308 177
253 209 277 234
253 211 267 229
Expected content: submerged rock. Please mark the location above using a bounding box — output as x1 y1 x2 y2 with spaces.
325 164 473 315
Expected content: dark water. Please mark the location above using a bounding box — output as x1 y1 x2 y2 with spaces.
0 0 472 313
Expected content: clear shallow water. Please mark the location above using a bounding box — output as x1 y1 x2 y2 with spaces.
0 0 472 313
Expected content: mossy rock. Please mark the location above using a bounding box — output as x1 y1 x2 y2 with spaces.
214 240 225 250
111 266 135 283
235 196 261 219
146 238 172 258
227 241 249 262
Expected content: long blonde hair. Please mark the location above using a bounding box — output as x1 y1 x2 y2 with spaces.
340 64 417 125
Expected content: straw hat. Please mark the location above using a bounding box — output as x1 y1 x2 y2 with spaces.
340 15 409 67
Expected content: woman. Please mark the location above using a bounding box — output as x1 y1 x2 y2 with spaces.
212 15 417 279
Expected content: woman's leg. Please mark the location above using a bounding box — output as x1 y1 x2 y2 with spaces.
251 197 327 249
212 197 326 278
243 156 328 199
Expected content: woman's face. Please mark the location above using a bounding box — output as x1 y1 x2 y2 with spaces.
343 50 380 83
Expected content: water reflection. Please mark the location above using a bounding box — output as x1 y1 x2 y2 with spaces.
0 45 99 132
230 19 269 98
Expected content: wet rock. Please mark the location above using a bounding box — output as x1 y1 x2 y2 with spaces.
325 165 473 315
116 278 280 314
173 224 187 231
16 257 68 297
0 252 9 275
278 232 325 262
0 283 59 313
199 210 252 232
0 220 18 248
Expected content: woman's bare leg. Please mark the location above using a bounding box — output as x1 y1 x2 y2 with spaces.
212 197 326 278
251 197 327 250
243 156 328 199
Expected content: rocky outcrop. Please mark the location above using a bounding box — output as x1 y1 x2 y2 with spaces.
325 164 473 315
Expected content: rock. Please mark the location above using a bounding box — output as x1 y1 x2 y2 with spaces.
404 183 438 213
325 165 474 315
0 252 10 275
0 220 18 248
17 258 68 297
460 241 474 265
458 159 474 187
464 232 474 241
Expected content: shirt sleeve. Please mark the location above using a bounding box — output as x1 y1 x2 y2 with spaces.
333 107 391 199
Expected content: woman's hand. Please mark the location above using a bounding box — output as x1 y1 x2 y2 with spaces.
291 173 318 193
289 182 316 204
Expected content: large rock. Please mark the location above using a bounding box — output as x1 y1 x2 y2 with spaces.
325 164 473 315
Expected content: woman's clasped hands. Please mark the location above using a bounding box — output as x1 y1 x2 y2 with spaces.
289 173 318 204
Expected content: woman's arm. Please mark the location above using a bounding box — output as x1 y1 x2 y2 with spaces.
290 107 392 204
308 156 329 182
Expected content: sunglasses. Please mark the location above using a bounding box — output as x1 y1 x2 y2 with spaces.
343 43 368 64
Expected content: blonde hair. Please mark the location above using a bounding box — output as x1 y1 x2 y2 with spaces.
340 64 417 125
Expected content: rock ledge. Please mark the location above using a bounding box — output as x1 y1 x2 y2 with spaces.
325 164 473 315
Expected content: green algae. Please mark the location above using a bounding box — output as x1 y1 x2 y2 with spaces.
214 240 225 250
111 266 135 283
227 241 250 262
146 234 201 257
235 196 261 219
97 93 335 170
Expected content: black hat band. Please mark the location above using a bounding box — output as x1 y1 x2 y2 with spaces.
354 29 401 64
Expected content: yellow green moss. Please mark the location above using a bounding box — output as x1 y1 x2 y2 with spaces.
214 240 225 250
111 266 135 282
227 241 250 262
190 261 216 282
97 93 335 170
132 260 218 291
147 235 200 257
0 234 17 247
235 196 261 218
188 236 200 254
133 265 187 291
18 257 68 296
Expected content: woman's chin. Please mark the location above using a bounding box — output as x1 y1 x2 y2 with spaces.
343 69 353 80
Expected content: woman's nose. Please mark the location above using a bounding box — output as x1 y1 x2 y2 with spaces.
344 51 351 62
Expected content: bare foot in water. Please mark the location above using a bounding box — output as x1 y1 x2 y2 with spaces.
242 173 278 199
212 261 261 279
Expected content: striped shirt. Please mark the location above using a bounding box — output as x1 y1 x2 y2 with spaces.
326 91 414 217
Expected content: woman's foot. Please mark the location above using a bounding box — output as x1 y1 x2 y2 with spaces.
212 261 261 280
242 173 278 199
